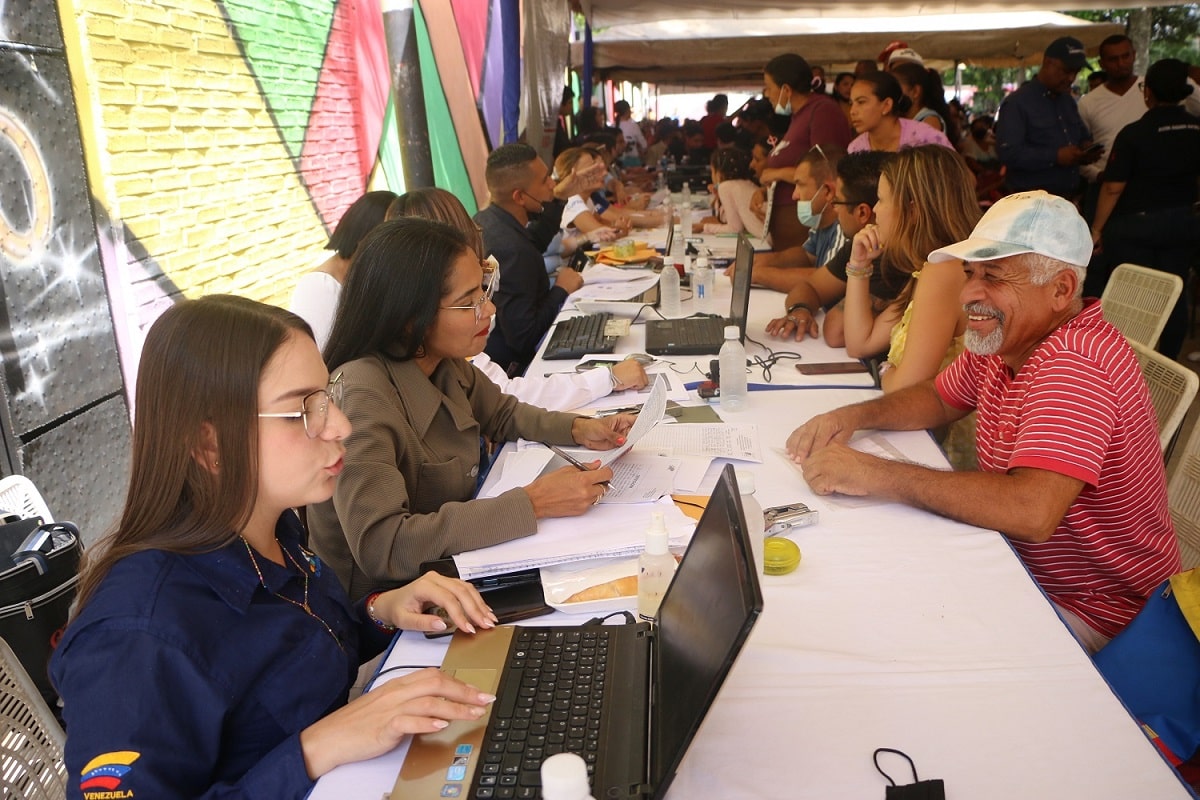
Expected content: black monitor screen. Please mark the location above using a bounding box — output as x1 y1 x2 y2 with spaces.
650 464 763 797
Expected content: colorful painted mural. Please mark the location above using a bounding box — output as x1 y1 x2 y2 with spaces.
0 0 524 535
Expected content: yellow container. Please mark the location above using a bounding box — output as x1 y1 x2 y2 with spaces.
763 537 801 575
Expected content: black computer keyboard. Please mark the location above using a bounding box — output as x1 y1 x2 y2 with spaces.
542 313 618 360
470 628 611 798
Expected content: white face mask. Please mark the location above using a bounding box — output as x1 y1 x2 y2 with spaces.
794 185 828 227
773 88 792 116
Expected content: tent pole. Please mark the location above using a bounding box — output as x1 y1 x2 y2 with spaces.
382 0 434 188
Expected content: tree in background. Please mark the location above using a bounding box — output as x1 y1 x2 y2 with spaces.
953 5 1200 118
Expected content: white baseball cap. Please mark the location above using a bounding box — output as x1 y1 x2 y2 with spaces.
927 191 1092 268
887 48 925 67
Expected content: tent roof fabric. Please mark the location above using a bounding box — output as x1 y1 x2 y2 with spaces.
571 7 1126 82
578 1 1150 29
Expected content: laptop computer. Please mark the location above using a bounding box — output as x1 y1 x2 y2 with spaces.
392 463 763 799
643 232 753 356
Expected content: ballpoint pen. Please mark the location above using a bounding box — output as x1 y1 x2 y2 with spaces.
546 444 611 488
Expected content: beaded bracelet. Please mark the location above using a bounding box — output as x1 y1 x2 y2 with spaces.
365 592 397 632
845 262 874 279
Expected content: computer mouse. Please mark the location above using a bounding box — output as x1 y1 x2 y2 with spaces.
628 353 656 365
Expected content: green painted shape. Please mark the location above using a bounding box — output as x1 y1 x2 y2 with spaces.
221 0 335 162
414 2 477 215
378 95 407 194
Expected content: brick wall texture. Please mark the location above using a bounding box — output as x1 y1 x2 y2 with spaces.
66 0 377 313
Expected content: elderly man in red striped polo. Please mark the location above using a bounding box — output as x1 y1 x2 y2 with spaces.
786 191 1181 653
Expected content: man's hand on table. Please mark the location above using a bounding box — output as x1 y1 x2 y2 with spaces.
785 408 859 463
797 443 881 496
766 307 819 341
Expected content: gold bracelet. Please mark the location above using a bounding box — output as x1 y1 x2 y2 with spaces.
845 262 874 279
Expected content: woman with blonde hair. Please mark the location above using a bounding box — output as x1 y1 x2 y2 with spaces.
841 144 980 393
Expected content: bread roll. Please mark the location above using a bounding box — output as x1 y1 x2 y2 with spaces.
565 575 638 603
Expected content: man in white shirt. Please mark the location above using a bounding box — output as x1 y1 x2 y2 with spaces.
1077 36 1144 193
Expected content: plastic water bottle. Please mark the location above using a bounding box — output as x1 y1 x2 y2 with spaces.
693 257 715 314
719 325 747 410
638 511 677 620
659 261 682 318
735 470 766 575
680 183 693 234
541 752 596 800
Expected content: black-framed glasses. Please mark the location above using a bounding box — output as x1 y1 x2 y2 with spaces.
441 268 500 323
258 373 344 438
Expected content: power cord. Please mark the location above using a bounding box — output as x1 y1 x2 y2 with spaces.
584 610 637 626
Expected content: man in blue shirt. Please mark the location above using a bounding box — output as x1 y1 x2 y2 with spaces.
996 37 1103 200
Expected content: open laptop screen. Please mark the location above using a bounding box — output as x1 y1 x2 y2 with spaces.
728 233 753 341
649 464 763 797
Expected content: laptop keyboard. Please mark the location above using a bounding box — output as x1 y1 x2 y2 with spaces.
470 628 612 798
542 313 618 360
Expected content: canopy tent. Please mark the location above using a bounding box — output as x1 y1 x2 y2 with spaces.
577 1 1139 29
569 11 1126 84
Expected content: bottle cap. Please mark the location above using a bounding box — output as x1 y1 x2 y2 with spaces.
724 325 739 339
763 537 802 575
541 752 591 799
696 257 709 268
645 510 669 555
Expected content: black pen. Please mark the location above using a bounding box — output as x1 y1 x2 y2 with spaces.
547 444 611 488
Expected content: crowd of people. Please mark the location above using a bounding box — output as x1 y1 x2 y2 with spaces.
46 33 1199 799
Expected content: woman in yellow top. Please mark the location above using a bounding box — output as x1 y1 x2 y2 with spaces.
841 145 980 393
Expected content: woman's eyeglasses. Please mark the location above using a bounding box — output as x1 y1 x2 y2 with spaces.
258 373 344 438
441 268 500 323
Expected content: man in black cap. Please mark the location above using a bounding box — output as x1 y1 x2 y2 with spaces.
996 36 1102 199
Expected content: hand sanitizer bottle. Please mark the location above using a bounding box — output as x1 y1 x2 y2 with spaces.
638 511 677 620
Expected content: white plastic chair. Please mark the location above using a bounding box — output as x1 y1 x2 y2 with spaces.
1169 420 1200 570
0 637 66 800
1101 263 1184 349
1129 340 1198 458
0 478 52 525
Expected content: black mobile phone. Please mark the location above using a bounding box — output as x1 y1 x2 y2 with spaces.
796 362 869 376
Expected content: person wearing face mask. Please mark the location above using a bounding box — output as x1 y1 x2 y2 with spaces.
757 53 853 252
475 144 594 376
746 144 846 291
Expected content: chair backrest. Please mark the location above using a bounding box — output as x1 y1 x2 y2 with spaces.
1169 421 1200 570
1129 339 1198 455
0 636 66 800
1100 263 1184 349
0 478 52 525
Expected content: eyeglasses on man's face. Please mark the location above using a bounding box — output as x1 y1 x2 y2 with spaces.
258 372 344 438
440 268 500 323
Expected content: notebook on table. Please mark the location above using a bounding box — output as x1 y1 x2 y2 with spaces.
391 463 763 799
643 232 753 356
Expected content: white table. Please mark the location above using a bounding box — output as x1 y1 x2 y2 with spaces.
312 286 1191 799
